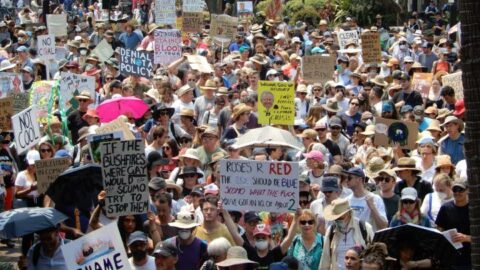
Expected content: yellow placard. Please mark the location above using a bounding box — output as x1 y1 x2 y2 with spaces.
257 81 295 125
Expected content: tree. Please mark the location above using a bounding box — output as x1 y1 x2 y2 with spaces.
459 0 480 268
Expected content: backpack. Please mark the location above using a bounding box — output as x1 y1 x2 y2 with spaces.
328 220 369 253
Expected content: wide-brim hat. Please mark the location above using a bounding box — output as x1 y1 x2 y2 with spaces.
179 108 194 118
67 40 80 48
394 157 421 174
165 179 183 194
176 84 194 97
83 67 101 76
168 210 200 229
435 155 455 170
360 125 375 136
249 54 268 65
0 60 16 71
365 157 387 179
74 91 94 102
324 198 352 221
371 75 388 88
200 79 218 91
426 119 442 132
232 104 252 120
440 115 464 131
148 23 160 34
153 104 175 118
216 247 258 267
144 88 161 102
322 98 341 113
179 148 200 162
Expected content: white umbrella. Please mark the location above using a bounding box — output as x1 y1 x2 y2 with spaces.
234 126 304 150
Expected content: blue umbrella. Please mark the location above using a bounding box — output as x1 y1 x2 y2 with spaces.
0 207 68 238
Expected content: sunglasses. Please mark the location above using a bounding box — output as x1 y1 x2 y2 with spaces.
375 177 392 183
159 111 170 116
401 199 416 205
183 173 197 178
452 187 466 193
330 126 341 130
78 99 89 103
40 148 52 153
299 220 315 225
316 128 327 132
106 77 113 80
299 200 310 205
162 146 170 150
299 92 307 95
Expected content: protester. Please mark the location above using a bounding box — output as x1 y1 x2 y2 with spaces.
389 187 431 227
26 226 68 270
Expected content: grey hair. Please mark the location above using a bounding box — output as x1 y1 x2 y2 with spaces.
207 237 232 256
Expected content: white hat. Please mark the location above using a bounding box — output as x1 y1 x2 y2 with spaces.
401 187 418 201
274 33 285 40
168 210 200 229
26 150 41 165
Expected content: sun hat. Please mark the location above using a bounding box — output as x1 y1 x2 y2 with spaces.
321 176 341 192
436 108 451 120
152 103 175 118
179 148 200 162
250 54 269 65
394 157 421 174
426 119 442 132
200 79 218 91
322 98 341 113
231 104 252 120
360 125 375 136
216 246 258 267
297 129 317 140
169 210 200 229
424 106 438 115
74 91 93 102
365 157 387 179
376 169 396 179
201 127 219 139
176 84 194 97
371 75 389 88
296 84 307 93
453 99 465 117
165 179 183 194
401 187 418 201
440 115 464 131
153 241 178 257
0 59 17 71
148 177 167 191
26 150 41 165
435 155 455 171
324 198 352 221
304 150 324 162
179 108 194 118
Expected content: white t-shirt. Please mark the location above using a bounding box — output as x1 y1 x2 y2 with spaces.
347 192 387 231
420 192 454 226
456 159 467 179
15 171 38 198
128 255 156 270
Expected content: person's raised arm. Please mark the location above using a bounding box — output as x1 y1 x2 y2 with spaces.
280 208 300 254
219 201 244 246
89 191 106 231
168 53 189 74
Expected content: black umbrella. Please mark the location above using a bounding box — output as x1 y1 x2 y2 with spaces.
46 164 103 211
373 223 459 266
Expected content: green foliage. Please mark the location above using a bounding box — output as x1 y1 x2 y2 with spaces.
291 6 322 26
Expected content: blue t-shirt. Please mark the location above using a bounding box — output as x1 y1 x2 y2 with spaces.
341 112 362 137
165 237 207 270
440 133 465 164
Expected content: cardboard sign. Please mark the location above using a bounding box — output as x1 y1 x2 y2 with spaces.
119 48 153 78
210 14 238 41
337 30 359 50
88 132 124 163
13 93 30 114
37 34 55 60
12 106 41 154
35 157 71 194
153 29 182 65
374 117 418 150
30 81 55 122
96 117 136 141
182 12 203 33
155 0 176 25
302 55 336 84
186 55 213 73
46 14 67 37
361 32 381 64
257 81 295 125
0 73 24 98
100 140 149 217
183 0 204 12
0 97 13 131
59 72 95 110
61 223 132 270
412 73 433 99
92 39 114 63
442 71 463 100
237 1 253 20
219 160 299 213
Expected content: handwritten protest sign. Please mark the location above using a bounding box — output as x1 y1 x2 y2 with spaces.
59 72 95 110
88 132 123 163
30 81 55 122
0 97 13 131
183 0 204 12
61 223 131 270
337 30 359 50
374 117 418 150
302 55 336 84
100 140 149 217
361 32 381 64
35 157 71 194
13 93 29 114
237 1 253 20
154 30 182 65
187 55 214 73
46 14 67 37
210 14 238 41
182 12 203 33
12 106 41 154
119 48 153 78
257 81 295 125
220 160 299 213
155 0 176 25
412 73 433 99
0 73 24 98
92 39 114 63
96 118 136 140
442 71 463 100
37 34 55 60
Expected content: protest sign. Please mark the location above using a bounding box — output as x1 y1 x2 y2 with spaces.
35 157 71 194
155 0 176 25
442 71 463 100
95 117 136 140
100 140 149 217
154 29 182 65
92 39 114 63
412 73 433 99
302 55 336 84
337 30 359 50
61 222 131 270
182 12 203 33
46 14 67 37
119 48 153 78
210 14 238 41
88 132 124 163
361 32 381 64
59 72 95 110
183 0 204 12
374 117 418 150
187 55 214 73
37 34 55 60
0 97 13 131
55 46 67 61
220 160 299 213
30 81 55 122
0 72 24 98
257 81 295 125
12 106 41 154
237 1 253 20
13 93 30 114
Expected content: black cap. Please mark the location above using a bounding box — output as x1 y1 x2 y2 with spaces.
244 211 261 223
153 241 178 257
147 152 169 170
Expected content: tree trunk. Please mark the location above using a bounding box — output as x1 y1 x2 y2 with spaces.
459 0 480 268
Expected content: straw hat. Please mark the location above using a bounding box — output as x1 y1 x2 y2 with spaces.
436 108 452 120
216 247 258 267
232 104 252 120
297 129 318 140
324 198 352 221
394 157 421 174
74 91 93 102
296 84 308 93
179 108 194 118
426 119 442 133
147 23 160 34
322 98 341 113
176 84 194 97
435 155 455 171
200 79 218 91
144 88 161 102
360 125 375 136
179 148 200 162
165 179 183 194
249 54 269 65
371 75 389 88
168 210 200 229
365 157 387 179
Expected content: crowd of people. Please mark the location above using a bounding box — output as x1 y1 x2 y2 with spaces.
0 0 471 269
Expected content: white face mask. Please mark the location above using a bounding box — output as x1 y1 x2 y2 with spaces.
187 81 196 88
436 192 448 201
399 45 407 51
273 77 280 81
80 50 88 56
178 230 191 240
255 240 269 250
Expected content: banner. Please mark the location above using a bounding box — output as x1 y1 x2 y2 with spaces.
337 30 359 50
186 55 213 73
35 157 71 194
92 39 114 63
374 117 418 150
412 73 433 99
155 0 176 25
100 140 149 217
182 12 203 33
46 14 67 37
237 1 253 20
96 117 136 140
61 223 132 270
55 46 67 61
257 81 295 125
30 81 55 122
0 97 13 131
302 55 336 84
154 29 182 65
37 34 55 60
183 0 204 12
442 71 463 100
210 14 238 41
12 106 41 154
361 32 381 64
59 72 95 110
219 160 299 213
119 48 153 78
13 93 30 114
0 72 24 98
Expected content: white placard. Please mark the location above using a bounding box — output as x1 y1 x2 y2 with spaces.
183 0 205 12
59 72 95 109
154 29 182 65
46 14 67 37
337 30 359 50
155 0 176 25
12 106 41 154
37 34 55 60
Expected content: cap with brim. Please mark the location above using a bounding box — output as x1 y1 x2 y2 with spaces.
153 104 175 118
75 91 93 101
216 247 258 267
201 127 219 139
440 115 463 130
177 84 194 97
169 210 200 229
321 176 341 192
426 120 442 132
153 241 178 257
149 177 167 191
452 178 468 189
179 148 200 162
253 224 271 236
371 75 388 88
376 169 396 179
297 129 318 139
401 187 418 201
0 60 17 71
165 179 183 194
435 155 455 170
244 211 261 223
127 231 148 246
324 198 352 221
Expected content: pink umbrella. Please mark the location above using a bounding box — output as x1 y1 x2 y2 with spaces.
96 96 150 123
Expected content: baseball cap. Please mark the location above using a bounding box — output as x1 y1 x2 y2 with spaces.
204 183 219 195
400 105 413 114
343 167 365 179
253 224 271 237
321 176 341 192
244 211 261 223
303 150 324 161
148 177 167 191
127 231 148 246
401 187 418 201
16 46 28 52
452 177 468 189
54 149 71 158
413 105 424 120
153 241 178 257
26 150 40 165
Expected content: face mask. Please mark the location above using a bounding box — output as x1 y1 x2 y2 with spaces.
255 240 269 250
334 219 347 232
178 230 191 240
369 70 377 76
131 250 147 261
399 45 407 51
80 50 88 55
273 77 280 81
437 192 448 201
187 81 196 88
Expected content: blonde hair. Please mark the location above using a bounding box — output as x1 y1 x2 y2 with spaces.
299 209 317 227
433 173 453 187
